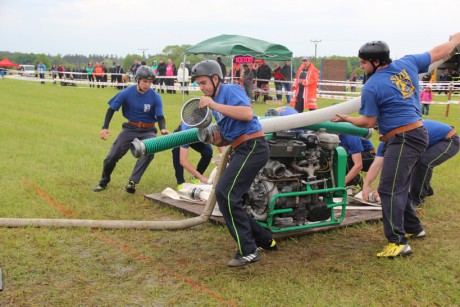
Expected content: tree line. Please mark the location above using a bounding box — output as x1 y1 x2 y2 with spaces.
0 45 362 78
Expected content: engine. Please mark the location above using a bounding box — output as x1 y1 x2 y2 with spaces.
244 129 347 230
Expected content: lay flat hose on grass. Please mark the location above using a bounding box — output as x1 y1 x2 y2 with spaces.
0 146 231 229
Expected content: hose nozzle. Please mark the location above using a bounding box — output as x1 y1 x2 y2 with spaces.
130 138 146 158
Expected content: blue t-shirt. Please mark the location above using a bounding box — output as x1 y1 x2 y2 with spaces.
423 120 454 146
359 52 431 135
376 119 454 156
212 83 262 142
361 138 374 152
339 135 375 155
108 85 163 123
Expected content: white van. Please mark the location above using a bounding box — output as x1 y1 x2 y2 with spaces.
19 65 36 77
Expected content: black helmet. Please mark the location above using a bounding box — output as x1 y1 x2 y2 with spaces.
191 60 223 80
264 108 281 117
135 65 155 81
358 41 390 65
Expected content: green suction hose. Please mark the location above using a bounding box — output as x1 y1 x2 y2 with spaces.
301 121 372 138
130 127 200 158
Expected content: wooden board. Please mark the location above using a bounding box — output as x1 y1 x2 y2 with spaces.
144 193 382 239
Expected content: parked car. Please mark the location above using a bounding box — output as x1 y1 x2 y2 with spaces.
18 65 35 77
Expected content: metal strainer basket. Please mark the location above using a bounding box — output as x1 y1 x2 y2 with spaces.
181 98 212 128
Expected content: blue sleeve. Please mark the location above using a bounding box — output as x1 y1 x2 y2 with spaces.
359 86 380 117
376 142 385 157
108 91 125 111
414 52 432 74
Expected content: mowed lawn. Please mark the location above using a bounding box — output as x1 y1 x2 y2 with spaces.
0 78 459 306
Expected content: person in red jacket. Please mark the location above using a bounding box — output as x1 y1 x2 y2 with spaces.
290 57 319 112
92 62 105 88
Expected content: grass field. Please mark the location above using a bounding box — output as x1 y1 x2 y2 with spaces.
0 78 459 306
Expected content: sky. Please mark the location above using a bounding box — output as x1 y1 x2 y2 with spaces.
1 0 459 59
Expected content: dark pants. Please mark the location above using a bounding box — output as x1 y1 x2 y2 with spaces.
116 75 124 90
215 137 273 257
410 134 459 204
275 82 283 100
295 84 305 113
172 142 213 184
98 123 157 186
378 127 427 244
283 82 292 103
421 103 430 115
255 81 269 102
157 77 166 93
165 78 175 94
95 75 104 88
88 74 94 87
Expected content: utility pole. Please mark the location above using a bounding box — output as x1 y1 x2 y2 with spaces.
138 48 149 59
310 40 321 66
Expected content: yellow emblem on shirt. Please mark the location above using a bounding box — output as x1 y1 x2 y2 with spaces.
390 68 415 100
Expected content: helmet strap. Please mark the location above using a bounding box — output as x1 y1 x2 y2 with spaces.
137 81 146 93
210 75 220 98
368 60 383 78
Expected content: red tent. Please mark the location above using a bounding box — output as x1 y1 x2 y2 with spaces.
0 58 19 67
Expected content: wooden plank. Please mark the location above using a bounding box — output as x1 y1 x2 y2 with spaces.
144 193 382 239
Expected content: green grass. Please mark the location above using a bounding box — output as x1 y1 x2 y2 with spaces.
0 78 459 306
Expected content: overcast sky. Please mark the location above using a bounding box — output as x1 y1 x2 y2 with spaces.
1 0 459 59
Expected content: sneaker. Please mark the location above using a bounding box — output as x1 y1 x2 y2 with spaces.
227 251 260 267
376 243 412 258
257 239 278 252
346 184 361 196
405 230 426 239
125 180 136 193
177 183 184 190
93 184 107 192
191 178 201 184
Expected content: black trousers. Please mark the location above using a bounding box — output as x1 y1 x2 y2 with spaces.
99 123 157 186
378 127 427 244
410 134 459 204
295 84 305 113
215 137 273 256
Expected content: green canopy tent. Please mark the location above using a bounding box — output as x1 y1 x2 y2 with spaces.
185 34 293 60
184 34 293 84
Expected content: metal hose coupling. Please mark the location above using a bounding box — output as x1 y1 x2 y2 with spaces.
363 128 374 139
189 187 203 200
130 138 146 158
198 124 221 144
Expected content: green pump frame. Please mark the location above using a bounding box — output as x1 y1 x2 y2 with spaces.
255 146 348 233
